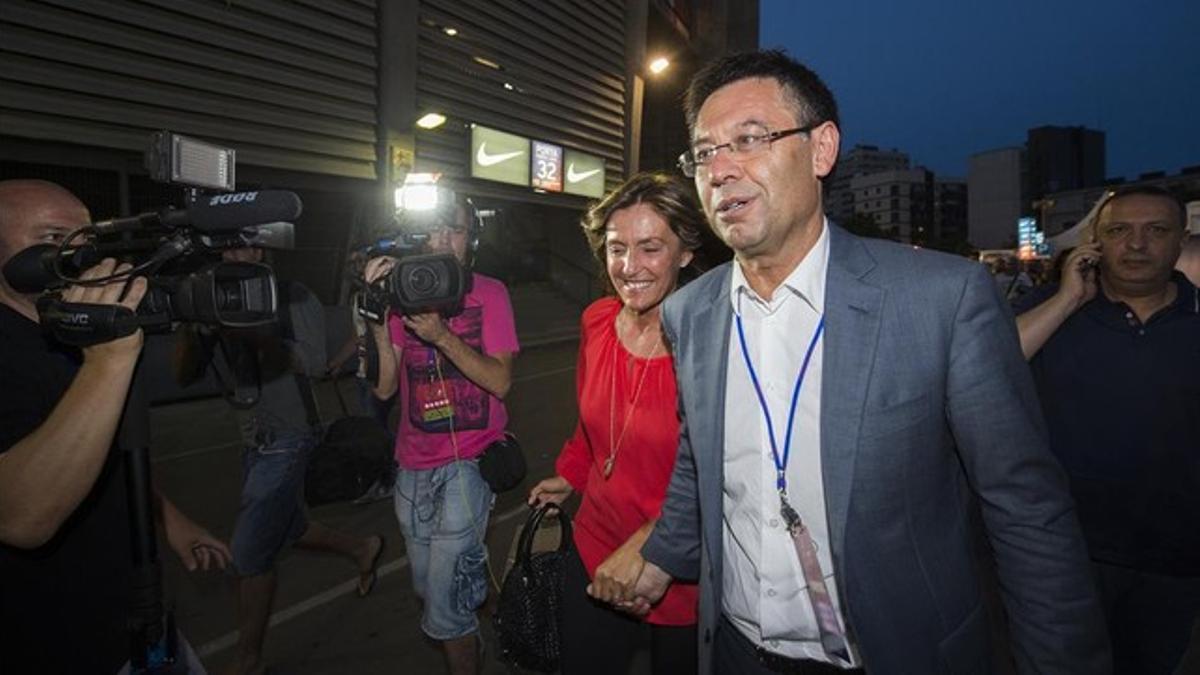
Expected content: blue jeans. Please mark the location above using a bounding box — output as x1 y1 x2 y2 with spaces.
394 459 493 640
230 430 315 576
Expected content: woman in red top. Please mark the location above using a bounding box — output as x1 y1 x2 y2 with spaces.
529 173 707 674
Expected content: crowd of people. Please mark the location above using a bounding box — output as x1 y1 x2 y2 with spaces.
1 47 1196 675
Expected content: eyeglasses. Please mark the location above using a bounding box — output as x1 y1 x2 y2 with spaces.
677 123 818 177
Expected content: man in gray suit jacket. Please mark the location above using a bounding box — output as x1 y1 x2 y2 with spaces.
607 51 1109 674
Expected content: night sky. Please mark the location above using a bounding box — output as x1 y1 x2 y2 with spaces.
759 0 1200 181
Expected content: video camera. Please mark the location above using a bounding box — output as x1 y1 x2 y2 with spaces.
357 173 480 321
1 132 299 347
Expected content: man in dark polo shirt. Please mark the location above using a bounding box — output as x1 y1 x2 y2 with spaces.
1016 185 1200 675
0 179 230 674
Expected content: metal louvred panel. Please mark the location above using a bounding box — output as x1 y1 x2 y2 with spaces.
414 0 626 195
0 0 379 179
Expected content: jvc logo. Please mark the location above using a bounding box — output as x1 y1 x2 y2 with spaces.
62 313 89 326
209 191 258 206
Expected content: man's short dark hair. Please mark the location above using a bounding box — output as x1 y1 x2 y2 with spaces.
1101 185 1187 229
683 49 840 133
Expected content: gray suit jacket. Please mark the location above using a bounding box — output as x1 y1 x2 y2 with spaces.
642 224 1109 674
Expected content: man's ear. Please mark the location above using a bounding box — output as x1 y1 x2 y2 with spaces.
811 122 841 180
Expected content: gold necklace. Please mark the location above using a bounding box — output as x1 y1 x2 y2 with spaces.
604 317 660 478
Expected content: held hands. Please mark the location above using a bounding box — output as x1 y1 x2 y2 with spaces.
527 475 573 508
587 529 649 605
599 559 673 618
588 522 671 617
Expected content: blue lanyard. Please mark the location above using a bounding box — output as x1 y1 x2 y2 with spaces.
735 311 825 495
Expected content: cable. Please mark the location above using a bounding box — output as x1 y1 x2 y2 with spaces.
51 226 180 286
433 352 505 593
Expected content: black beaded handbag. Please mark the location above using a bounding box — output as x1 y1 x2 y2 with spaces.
494 502 573 672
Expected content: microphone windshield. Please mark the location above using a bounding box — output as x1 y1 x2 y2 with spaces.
184 190 303 232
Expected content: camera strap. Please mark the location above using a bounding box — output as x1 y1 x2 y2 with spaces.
211 335 262 409
36 298 141 347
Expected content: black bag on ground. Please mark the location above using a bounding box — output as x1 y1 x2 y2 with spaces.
304 380 394 507
478 432 526 493
494 503 572 673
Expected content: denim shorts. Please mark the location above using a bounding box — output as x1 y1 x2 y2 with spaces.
394 459 494 641
230 430 316 576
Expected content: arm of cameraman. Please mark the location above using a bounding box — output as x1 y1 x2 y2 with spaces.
370 321 398 399
405 312 514 399
364 257 399 400
0 259 147 549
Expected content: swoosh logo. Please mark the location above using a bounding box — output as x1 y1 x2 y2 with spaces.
476 142 524 167
566 163 601 183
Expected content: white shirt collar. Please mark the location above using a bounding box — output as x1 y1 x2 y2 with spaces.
730 218 830 316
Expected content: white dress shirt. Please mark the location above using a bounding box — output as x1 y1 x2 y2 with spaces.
721 221 859 666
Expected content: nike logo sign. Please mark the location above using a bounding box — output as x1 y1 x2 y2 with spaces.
476 142 524 167
566 163 601 183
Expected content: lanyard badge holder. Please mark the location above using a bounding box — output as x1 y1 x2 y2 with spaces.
735 313 851 665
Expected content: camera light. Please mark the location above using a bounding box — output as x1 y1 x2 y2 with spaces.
146 131 236 192
395 173 443 212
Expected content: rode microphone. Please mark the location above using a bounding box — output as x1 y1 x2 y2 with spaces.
93 190 303 234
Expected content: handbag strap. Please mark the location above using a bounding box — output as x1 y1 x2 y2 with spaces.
516 503 573 572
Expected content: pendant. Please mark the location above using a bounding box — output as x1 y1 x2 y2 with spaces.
603 455 615 478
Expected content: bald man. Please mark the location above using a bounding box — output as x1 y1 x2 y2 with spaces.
1015 186 1198 674
0 180 229 673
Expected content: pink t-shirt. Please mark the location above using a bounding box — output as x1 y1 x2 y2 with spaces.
388 273 519 470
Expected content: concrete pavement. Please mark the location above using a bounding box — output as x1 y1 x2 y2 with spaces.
151 340 590 674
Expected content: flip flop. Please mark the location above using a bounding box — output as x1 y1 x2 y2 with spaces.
357 534 385 598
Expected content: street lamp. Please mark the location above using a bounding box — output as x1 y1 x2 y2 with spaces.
416 112 446 130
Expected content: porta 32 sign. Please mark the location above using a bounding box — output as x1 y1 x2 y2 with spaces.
531 141 563 192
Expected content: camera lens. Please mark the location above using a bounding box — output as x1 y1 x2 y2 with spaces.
405 264 438 296
215 281 244 311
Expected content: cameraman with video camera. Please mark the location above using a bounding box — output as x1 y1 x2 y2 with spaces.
0 179 231 674
364 183 519 675
175 244 385 675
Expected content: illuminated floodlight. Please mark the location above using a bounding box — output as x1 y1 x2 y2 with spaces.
395 173 443 212
649 57 670 74
416 112 447 129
